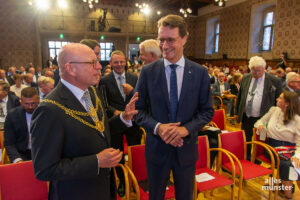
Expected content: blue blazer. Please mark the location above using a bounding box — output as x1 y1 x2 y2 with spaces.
135 58 214 166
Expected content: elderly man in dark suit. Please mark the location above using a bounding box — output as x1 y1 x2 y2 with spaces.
99 50 141 196
236 56 282 160
0 81 20 128
4 87 39 163
31 43 138 200
135 15 214 200
284 72 300 97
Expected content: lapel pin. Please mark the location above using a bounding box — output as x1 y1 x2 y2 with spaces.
188 70 191 74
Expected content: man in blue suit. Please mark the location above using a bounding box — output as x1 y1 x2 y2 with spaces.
135 15 214 200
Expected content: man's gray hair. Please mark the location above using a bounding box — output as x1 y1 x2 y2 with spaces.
249 56 266 70
139 39 161 58
286 72 300 84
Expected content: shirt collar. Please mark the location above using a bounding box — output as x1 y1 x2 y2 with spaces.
113 71 125 79
61 78 87 101
164 56 185 68
251 72 265 83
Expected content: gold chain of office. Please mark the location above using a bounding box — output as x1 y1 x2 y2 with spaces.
42 87 105 133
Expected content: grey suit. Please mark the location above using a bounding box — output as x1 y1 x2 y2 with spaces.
236 72 282 159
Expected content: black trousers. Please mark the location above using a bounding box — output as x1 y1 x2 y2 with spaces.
241 113 260 160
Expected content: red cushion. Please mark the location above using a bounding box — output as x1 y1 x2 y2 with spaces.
130 145 147 181
212 110 225 130
196 168 233 192
196 136 208 169
223 160 273 180
220 131 245 163
0 161 48 200
256 154 270 163
123 135 128 155
139 185 175 200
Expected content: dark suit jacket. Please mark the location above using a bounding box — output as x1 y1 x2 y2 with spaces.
283 86 300 96
6 76 15 86
4 106 29 162
7 92 20 111
236 73 282 123
212 81 230 96
135 58 214 166
31 82 128 200
99 72 137 117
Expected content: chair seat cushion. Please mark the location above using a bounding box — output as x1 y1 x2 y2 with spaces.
139 185 175 200
223 160 273 180
196 168 233 192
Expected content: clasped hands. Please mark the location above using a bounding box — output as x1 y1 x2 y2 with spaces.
157 122 189 147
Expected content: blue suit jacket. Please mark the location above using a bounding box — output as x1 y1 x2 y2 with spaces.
135 58 214 166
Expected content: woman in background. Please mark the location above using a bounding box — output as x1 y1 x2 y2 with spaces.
255 91 300 199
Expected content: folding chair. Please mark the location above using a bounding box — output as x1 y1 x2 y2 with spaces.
0 161 48 200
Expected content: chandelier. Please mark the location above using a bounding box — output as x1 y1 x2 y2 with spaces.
179 0 192 18
82 0 99 9
214 0 227 7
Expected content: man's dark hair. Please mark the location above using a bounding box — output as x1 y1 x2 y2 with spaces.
80 39 100 50
21 87 38 98
157 14 189 38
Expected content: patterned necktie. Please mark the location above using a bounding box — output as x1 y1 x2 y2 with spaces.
82 91 104 137
246 79 258 117
118 76 126 101
169 64 178 122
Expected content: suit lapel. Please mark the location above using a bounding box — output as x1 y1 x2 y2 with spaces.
178 60 193 107
109 72 125 102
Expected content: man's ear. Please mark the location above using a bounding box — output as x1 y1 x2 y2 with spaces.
65 63 76 76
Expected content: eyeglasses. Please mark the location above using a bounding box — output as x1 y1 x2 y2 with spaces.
69 59 100 69
157 37 180 45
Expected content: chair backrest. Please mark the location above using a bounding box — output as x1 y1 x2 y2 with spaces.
212 109 226 130
196 136 210 169
219 131 246 163
0 161 48 200
128 144 147 182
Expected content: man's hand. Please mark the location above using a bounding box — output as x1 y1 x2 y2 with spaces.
292 157 300 169
157 123 188 147
121 92 139 121
122 84 133 95
257 125 263 134
97 148 123 168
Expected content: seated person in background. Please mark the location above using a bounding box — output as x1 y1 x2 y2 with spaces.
212 72 234 116
255 91 300 199
284 72 300 97
230 73 242 96
0 69 9 85
10 74 28 98
276 67 286 88
23 73 37 88
0 81 20 128
4 87 39 163
37 76 54 100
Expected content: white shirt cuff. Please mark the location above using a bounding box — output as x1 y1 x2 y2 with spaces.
120 113 132 127
13 158 23 163
154 123 161 135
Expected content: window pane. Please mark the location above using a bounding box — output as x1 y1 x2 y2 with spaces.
106 43 111 49
55 41 62 48
100 43 105 49
216 23 219 34
215 35 219 52
49 41 55 48
105 50 111 60
262 27 271 51
50 49 56 58
100 50 105 61
56 49 60 56
62 42 68 47
264 12 273 26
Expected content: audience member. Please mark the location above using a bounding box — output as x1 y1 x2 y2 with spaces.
276 52 288 70
255 91 300 199
18 66 26 75
4 87 39 163
135 14 214 200
0 81 20 128
31 43 138 199
286 67 292 74
230 73 242 96
236 56 282 160
0 69 9 84
38 76 54 100
139 39 161 65
276 67 286 88
44 69 54 79
7 67 16 85
284 72 300 97
10 74 28 98
23 73 37 88
28 67 39 83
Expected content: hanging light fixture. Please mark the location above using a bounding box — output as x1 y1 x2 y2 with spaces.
214 0 227 7
82 0 99 9
179 0 192 18
135 1 152 15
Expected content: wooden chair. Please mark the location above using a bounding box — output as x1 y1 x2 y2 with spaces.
212 109 226 130
195 136 243 200
218 131 276 200
212 96 224 110
113 164 130 200
127 144 175 200
0 161 48 200
252 128 280 200
123 127 147 155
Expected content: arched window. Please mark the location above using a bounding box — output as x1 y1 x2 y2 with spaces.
261 10 275 51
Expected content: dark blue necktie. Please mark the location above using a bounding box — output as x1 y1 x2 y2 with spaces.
169 64 178 122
